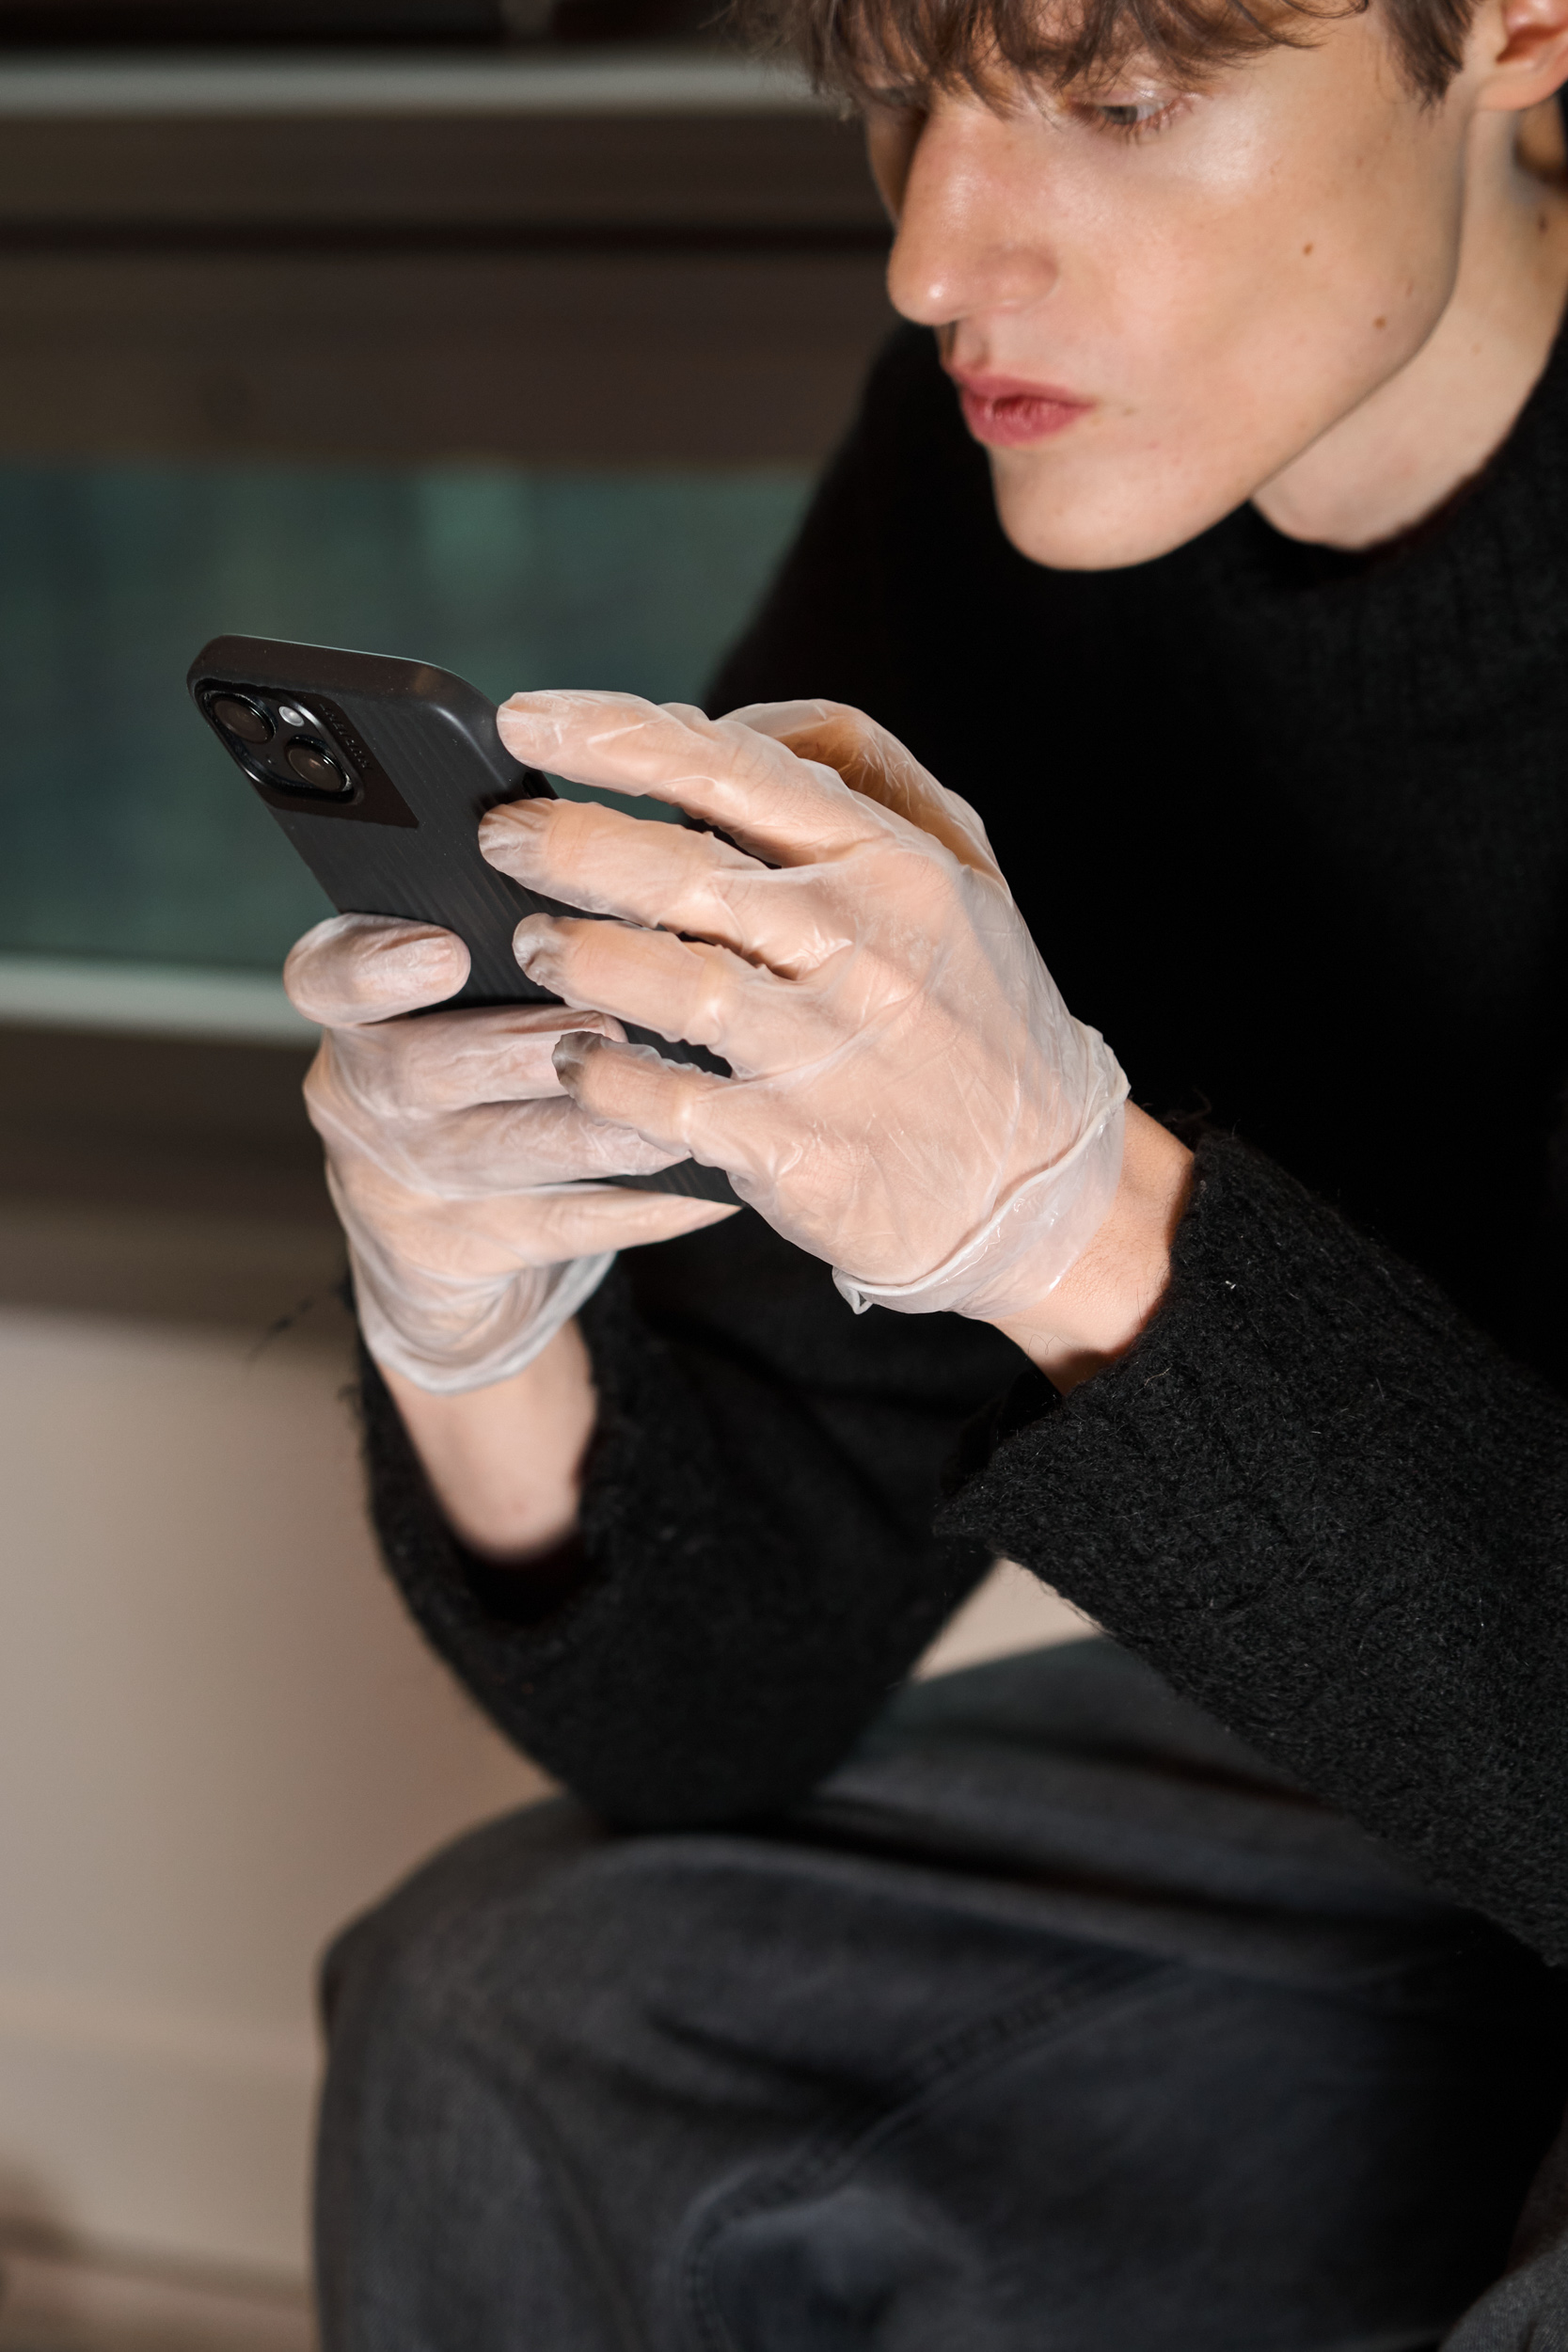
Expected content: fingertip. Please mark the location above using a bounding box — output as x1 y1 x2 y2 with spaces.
283 913 469 1024
603 1191 743 1249
607 1197 744 1255
680 1198 743 1231
479 797 550 876
496 692 544 741
513 914 564 986
496 694 562 769
367 922 470 1005
549 1025 609 1088
280 913 342 1000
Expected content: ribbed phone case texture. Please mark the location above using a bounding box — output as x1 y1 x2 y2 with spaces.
270 690 568 1009
188 636 736 1206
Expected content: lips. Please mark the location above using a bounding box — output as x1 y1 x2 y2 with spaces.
950 371 1091 449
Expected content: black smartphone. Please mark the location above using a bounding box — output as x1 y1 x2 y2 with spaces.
187 632 736 1205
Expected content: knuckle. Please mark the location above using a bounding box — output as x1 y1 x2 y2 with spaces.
575 1106 681 1175
781 707 873 768
684 945 736 1043
323 1147 386 1218
391 1021 457 1106
823 707 879 755
300 1045 340 1128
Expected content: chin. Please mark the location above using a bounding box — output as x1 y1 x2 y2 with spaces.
988 453 1254 574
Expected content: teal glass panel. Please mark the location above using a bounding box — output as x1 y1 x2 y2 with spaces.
0 461 812 972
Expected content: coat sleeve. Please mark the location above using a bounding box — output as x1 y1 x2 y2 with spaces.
941 1133 1568 1965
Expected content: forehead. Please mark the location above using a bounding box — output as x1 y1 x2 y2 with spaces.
791 0 1466 112
823 0 1309 106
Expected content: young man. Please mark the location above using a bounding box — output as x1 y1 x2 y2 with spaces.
289 0 1568 2336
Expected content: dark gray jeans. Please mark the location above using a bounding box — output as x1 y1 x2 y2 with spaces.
315 1640 1568 2351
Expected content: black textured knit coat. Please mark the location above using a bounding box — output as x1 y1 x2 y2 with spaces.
362 317 1568 1979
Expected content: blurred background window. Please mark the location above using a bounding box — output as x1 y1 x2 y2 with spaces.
0 458 811 968
0 0 889 999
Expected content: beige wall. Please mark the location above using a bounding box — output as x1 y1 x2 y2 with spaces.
0 1302 542 2284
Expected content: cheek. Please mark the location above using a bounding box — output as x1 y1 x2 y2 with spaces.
1108 119 1458 400
983 123 1464 567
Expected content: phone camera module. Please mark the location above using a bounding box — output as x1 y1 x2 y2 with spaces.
283 738 351 797
210 692 273 746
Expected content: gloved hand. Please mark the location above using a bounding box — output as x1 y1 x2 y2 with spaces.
480 693 1128 1327
283 912 736 1393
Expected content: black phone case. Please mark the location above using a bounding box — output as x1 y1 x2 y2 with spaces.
187 633 736 1206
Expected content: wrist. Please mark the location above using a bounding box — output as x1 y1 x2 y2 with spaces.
990 1105 1194 1391
384 1317 598 1565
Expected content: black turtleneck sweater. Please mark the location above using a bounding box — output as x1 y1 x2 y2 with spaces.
360 318 1568 1979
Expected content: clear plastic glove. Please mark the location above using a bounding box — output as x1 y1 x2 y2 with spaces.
482 693 1129 1326
283 912 736 1393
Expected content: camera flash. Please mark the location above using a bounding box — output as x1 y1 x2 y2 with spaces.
277 704 310 728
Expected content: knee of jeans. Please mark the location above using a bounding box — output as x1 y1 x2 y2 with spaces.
317 1794 610 2060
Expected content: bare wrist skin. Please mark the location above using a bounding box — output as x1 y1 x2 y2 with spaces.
991 1107 1195 1392
383 1316 598 1565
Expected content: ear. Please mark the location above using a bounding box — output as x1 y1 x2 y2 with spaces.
1472 0 1568 115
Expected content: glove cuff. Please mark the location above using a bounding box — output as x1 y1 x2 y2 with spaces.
833 1078 1128 1323
352 1241 617 1396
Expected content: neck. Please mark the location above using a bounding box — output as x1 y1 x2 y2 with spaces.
1253 99 1568 549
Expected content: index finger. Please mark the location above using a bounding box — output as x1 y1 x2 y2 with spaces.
283 913 470 1028
494 691 888 867
725 700 1002 881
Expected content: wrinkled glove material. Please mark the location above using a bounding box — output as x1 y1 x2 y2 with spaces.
341 1191 616 1396
486 694 1129 1328
284 912 736 1394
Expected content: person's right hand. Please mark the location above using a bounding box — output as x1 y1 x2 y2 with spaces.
283 912 737 1394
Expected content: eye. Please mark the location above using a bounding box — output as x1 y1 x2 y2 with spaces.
1081 89 1190 139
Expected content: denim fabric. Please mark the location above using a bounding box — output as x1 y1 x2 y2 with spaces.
315 1642 1568 2352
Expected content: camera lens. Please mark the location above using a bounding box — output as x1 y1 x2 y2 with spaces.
284 739 349 795
211 693 272 745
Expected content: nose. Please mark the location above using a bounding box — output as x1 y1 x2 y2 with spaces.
884 101 1059 329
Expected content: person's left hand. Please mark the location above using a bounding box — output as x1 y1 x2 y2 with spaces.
480 691 1128 1327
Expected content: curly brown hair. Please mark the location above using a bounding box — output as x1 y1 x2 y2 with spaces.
738 0 1473 113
